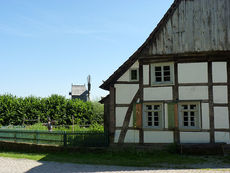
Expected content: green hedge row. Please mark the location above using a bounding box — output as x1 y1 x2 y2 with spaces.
0 94 104 126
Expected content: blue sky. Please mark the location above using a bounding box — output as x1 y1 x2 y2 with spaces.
0 0 173 100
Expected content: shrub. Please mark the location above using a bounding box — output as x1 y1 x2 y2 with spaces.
0 94 104 127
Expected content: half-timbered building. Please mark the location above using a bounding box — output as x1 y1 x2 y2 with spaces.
100 0 230 145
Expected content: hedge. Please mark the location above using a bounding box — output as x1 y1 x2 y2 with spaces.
0 94 103 126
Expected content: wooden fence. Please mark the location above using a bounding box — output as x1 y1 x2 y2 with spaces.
0 129 108 147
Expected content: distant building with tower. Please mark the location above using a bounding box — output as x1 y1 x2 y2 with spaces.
69 84 88 101
69 75 91 102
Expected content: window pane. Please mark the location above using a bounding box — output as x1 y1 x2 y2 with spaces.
155 72 161 76
155 66 162 83
182 105 188 110
163 66 170 71
190 111 195 122
154 105 160 110
146 105 152 110
183 110 189 127
155 66 161 71
148 122 152 126
190 105 197 110
180 103 199 128
156 77 162 82
190 117 194 121
131 70 137 80
152 64 173 85
164 71 170 76
154 111 159 127
145 103 162 128
148 116 152 121
164 76 170 81
154 115 158 121
191 122 195 126
183 112 188 116
148 111 152 127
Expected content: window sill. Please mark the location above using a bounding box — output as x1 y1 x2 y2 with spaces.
143 127 166 131
151 83 174 87
179 128 202 132
142 127 203 132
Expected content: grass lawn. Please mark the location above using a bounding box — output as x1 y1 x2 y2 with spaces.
0 149 228 168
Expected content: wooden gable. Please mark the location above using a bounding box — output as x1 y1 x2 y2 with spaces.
100 0 230 90
143 0 230 55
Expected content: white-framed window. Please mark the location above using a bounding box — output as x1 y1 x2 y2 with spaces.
143 103 164 129
130 68 139 81
151 63 174 85
178 102 201 129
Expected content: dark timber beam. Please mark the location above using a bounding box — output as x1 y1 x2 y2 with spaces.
208 61 215 143
227 60 230 137
139 60 144 144
109 86 115 145
173 61 180 144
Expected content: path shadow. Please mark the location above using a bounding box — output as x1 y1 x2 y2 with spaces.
26 161 161 173
26 162 230 173
26 154 230 173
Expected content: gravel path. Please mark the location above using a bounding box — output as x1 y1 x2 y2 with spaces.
0 157 230 173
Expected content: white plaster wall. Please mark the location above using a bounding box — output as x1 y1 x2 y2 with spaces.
179 86 208 100
131 61 139 69
213 86 228 104
201 103 210 129
117 61 139 82
164 103 168 129
180 132 210 143
115 107 127 127
143 65 149 85
117 71 129 82
215 132 230 144
143 87 173 101
115 107 133 128
114 130 121 143
212 62 227 83
214 107 229 129
115 84 139 104
178 63 208 83
144 131 174 143
129 112 133 127
124 130 139 143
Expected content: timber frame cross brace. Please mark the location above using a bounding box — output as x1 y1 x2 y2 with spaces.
118 89 140 144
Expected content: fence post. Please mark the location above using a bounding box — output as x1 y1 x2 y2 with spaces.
33 131 36 144
36 131 38 144
14 132 16 143
63 131 67 147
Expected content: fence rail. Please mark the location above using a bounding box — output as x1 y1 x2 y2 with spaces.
0 129 108 147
